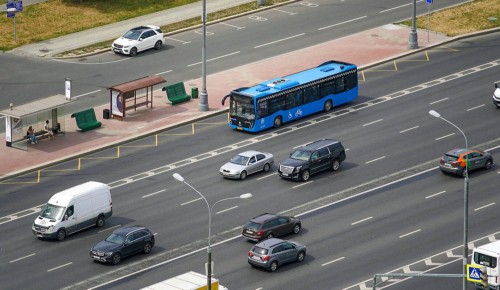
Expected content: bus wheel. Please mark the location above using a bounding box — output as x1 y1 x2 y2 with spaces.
273 116 282 128
323 100 332 112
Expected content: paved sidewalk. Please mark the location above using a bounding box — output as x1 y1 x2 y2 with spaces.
7 0 263 57
0 24 452 181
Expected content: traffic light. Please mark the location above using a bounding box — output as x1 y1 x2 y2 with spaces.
480 266 489 288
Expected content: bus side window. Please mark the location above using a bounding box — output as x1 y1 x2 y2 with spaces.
320 80 335 96
303 85 320 103
335 77 345 93
257 100 268 118
285 91 303 109
345 70 357 90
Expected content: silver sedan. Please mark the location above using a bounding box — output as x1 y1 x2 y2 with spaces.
220 150 274 180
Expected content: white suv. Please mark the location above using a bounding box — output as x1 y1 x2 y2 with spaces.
112 25 164 57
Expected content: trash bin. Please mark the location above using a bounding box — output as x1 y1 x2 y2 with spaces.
191 87 198 99
103 109 110 119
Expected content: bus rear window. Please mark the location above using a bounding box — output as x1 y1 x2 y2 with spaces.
474 252 497 268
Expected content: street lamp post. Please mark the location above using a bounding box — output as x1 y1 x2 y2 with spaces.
199 0 209 112
173 173 252 290
408 0 418 49
429 110 468 290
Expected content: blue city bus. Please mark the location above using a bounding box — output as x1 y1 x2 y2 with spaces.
221 60 358 133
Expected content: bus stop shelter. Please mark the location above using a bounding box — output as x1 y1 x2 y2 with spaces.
109 75 167 121
0 94 70 151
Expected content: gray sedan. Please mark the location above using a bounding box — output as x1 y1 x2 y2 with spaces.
219 150 274 180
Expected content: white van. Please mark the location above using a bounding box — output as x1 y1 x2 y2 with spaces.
471 241 500 289
493 81 500 108
32 181 112 241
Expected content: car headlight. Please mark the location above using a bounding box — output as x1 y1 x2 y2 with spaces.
105 252 114 256
46 226 54 233
293 166 302 173
123 45 131 48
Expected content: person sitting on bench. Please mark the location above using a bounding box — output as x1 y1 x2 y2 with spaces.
44 120 54 139
27 126 38 144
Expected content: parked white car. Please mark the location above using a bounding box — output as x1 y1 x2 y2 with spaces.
112 25 164 57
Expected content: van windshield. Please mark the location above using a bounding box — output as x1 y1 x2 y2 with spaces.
40 203 65 220
474 252 497 268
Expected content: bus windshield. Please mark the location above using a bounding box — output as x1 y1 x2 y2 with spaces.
230 94 255 121
40 203 65 220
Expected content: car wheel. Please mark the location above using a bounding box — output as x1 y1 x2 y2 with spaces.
154 40 162 50
301 169 310 181
331 159 341 171
266 233 274 239
263 163 271 172
293 224 301 234
273 116 282 128
269 261 278 272
296 251 305 262
143 242 153 254
485 159 493 170
56 229 66 241
323 100 332 112
461 168 467 178
240 171 247 180
129 47 137 57
96 215 105 228
111 253 121 265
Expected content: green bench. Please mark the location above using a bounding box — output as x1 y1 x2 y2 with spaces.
71 108 102 132
162 82 191 105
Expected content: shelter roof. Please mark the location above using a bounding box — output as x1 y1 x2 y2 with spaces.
0 94 70 118
109 75 167 93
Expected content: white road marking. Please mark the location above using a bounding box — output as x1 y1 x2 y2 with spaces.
425 190 446 199
400 126 419 133
249 15 268 21
73 90 101 100
254 33 305 48
435 133 455 140
181 197 203 205
98 224 121 233
300 2 319 8
366 156 385 164
10 253 36 263
351 216 372 225
399 229 421 238
475 203 495 211
362 118 383 126
429 97 448 104
165 37 191 44
47 262 72 272
142 189 166 198
292 181 313 188
466 104 485 111
257 173 276 180
187 51 240 67
318 16 367 31
216 206 238 214
194 30 214 36
220 22 245 29
155 70 172 75
321 256 345 266
273 8 297 15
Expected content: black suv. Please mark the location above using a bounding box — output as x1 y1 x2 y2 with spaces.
242 213 301 242
278 138 346 181
90 225 155 265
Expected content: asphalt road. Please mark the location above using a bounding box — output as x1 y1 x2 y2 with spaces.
1 30 499 290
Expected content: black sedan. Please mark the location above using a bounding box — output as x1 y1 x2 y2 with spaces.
90 225 155 265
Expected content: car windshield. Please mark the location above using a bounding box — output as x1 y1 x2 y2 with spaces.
105 233 126 244
245 221 261 231
290 149 311 161
123 30 142 40
230 154 250 165
252 246 268 255
40 203 65 220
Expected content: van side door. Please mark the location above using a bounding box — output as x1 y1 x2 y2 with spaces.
63 205 78 234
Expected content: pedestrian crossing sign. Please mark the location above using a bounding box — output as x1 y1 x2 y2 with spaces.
467 264 483 282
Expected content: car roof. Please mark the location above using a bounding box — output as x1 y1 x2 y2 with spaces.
130 25 158 32
113 225 148 235
298 138 340 151
238 150 264 157
255 238 286 248
446 148 472 156
250 213 278 223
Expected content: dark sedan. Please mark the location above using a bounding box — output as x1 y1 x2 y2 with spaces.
90 225 155 265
